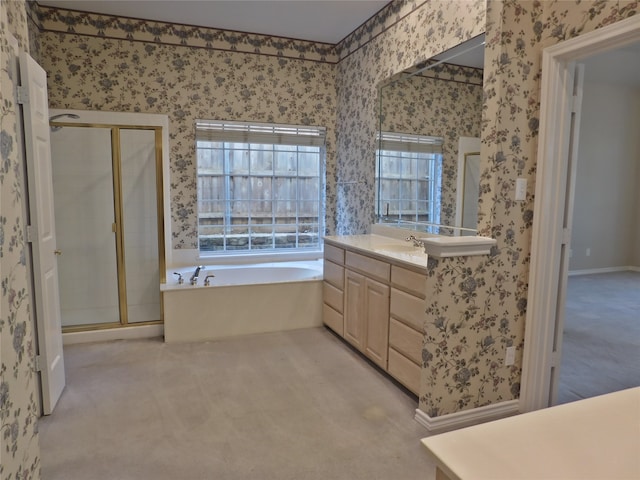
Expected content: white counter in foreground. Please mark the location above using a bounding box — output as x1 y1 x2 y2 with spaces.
421 387 640 480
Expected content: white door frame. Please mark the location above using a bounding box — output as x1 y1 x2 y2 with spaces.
520 14 640 413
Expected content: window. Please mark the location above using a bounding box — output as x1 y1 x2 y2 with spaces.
375 132 443 224
196 120 325 254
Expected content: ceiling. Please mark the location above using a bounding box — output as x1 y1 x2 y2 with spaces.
37 0 391 44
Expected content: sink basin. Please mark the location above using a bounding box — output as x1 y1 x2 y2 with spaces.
373 243 423 253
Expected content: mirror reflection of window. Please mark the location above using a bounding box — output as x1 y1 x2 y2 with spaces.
376 34 485 231
375 132 443 224
461 152 481 230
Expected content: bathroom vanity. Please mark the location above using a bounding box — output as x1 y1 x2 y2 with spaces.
323 232 429 394
322 226 496 397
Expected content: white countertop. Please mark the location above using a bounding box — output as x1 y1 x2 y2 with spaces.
323 234 429 270
421 387 640 480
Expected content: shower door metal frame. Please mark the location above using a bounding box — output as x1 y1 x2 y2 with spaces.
49 121 166 332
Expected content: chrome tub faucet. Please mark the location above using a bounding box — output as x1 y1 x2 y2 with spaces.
190 265 204 285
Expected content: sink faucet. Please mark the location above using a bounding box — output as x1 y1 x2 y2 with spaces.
405 235 425 248
190 265 204 285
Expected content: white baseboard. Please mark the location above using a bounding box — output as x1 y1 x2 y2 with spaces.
63 324 164 345
568 265 639 276
414 400 520 434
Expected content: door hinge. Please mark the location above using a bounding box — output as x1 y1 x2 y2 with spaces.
550 351 560 369
561 228 571 245
26 225 34 243
35 355 42 372
16 85 29 105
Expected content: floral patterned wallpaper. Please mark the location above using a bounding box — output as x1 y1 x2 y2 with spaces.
36 6 337 247
10 4 636 459
379 64 483 226
334 0 486 236
333 0 638 418
0 1 41 478
38 4 337 62
419 0 638 417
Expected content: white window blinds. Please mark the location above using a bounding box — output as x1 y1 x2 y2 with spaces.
196 120 326 147
377 132 443 154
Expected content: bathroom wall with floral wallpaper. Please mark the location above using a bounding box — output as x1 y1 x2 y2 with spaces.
35 5 338 248
333 0 486 235
378 64 483 226
332 0 637 418
419 0 638 417
0 1 636 478
0 0 42 478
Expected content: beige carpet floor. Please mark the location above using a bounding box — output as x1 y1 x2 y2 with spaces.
39 327 436 480
558 271 640 404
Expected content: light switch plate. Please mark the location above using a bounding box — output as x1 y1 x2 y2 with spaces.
505 346 516 366
515 178 527 201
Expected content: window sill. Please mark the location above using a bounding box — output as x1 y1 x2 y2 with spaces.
198 248 324 265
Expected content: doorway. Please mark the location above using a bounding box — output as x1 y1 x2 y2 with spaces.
49 113 167 332
557 45 640 404
520 14 640 413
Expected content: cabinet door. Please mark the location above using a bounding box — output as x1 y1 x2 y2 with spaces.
344 269 366 350
365 278 390 368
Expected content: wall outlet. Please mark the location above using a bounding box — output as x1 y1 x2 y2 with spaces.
505 346 516 366
586 248 591 257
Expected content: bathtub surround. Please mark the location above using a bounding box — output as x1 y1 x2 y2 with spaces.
39 329 437 480
162 261 323 342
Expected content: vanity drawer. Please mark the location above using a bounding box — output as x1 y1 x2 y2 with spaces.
324 243 345 265
323 303 343 336
391 265 426 299
323 260 344 289
388 347 420 395
390 288 425 331
345 251 390 282
389 318 423 364
323 281 343 313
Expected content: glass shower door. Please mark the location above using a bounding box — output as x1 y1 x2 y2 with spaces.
119 129 162 323
51 126 120 327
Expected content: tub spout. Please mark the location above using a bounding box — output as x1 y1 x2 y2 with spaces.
190 265 204 285
204 274 216 286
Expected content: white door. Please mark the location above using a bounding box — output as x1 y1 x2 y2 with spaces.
19 51 66 415
547 63 585 405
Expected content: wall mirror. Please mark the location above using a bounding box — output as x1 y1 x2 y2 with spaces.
375 34 485 236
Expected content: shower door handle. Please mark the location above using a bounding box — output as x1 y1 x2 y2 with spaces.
54 249 62 256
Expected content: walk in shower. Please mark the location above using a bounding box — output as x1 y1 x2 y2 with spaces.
49 111 166 331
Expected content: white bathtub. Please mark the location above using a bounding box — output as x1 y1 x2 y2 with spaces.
161 260 323 343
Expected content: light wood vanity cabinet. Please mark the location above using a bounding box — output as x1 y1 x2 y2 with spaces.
388 265 425 395
344 269 390 368
323 244 345 335
323 240 426 396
